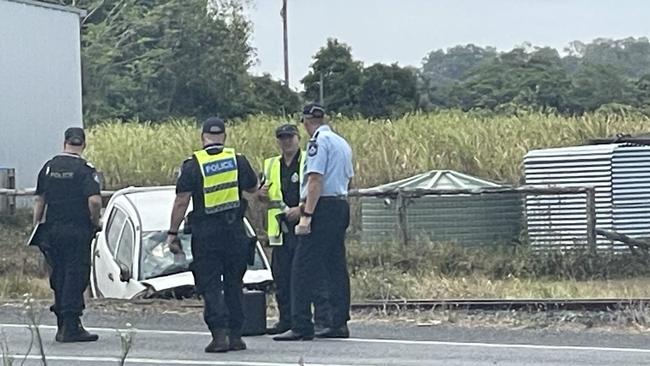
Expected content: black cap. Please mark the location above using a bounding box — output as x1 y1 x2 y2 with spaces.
202 117 226 134
275 124 299 138
64 127 85 146
301 103 326 120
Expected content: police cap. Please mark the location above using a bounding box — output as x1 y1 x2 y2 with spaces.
301 103 325 121
64 127 86 146
275 124 299 138
202 117 226 134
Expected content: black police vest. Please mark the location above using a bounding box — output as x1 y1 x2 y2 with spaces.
43 154 92 226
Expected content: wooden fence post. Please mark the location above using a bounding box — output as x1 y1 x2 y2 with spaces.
396 192 409 246
0 168 16 215
585 187 597 254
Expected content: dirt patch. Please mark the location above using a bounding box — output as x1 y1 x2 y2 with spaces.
353 306 650 334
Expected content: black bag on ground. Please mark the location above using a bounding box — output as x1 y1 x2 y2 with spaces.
241 289 266 336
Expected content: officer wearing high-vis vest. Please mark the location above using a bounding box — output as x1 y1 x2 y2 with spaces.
274 103 354 342
166 117 258 353
259 124 330 335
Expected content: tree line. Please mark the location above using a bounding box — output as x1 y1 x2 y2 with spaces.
45 0 650 122
310 38 650 119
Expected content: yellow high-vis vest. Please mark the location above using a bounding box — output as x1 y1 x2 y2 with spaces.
194 148 240 214
263 151 305 245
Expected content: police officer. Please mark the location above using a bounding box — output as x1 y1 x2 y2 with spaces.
274 103 354 341
165 117 258 353
259 124 331 335
33 127 102 343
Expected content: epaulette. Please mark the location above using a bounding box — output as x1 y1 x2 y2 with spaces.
308 133 319 157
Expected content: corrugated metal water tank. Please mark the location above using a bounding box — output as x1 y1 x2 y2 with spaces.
360 170 523 246
611 145 650 238
524 143 650 249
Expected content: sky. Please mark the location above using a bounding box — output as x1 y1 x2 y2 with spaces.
246 0 650 90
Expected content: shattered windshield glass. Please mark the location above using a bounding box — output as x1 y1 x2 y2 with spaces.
140 231 267 280
141 231 193 280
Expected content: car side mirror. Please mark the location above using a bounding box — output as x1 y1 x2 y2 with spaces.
118 263 131 282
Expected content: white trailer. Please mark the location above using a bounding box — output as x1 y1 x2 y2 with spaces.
0 0 85 198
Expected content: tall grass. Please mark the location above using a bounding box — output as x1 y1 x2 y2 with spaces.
347 241 650 300
86 111 649 189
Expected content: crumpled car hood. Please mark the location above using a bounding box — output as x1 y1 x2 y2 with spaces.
141 271 194 292
141 270 273 292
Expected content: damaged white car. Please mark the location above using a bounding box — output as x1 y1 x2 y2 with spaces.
90 186 273 299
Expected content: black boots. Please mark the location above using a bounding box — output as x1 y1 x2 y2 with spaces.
229 331 247 351
204 329 247 353
58 316 99 343
205 329 229 353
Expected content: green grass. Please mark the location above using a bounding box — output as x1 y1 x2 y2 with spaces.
347 241 650 300
347 241 650 280
351 271 650 300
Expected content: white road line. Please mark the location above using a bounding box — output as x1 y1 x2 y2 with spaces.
3 323 650 355
1 323 210 336
336 338 650 354
8 355 366 366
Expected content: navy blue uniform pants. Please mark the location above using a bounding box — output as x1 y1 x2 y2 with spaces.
271 230 331 329
40 223 93 318
191 224 248 333
290 198 351 334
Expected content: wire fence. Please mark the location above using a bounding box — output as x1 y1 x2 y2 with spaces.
1 184 599 251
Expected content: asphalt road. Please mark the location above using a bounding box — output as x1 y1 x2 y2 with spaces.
1 305 649 366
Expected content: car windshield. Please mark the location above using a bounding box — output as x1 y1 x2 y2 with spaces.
140 231 193 280
140 231 267 280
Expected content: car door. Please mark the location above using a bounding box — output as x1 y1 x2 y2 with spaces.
93 203 144 298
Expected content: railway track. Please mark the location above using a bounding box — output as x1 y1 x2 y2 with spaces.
97 297 650 312
350 298 650 311
136 297 650 312
5 297 648 312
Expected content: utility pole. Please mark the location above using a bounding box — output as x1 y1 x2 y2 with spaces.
319 72 324 105
281 0 289 86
